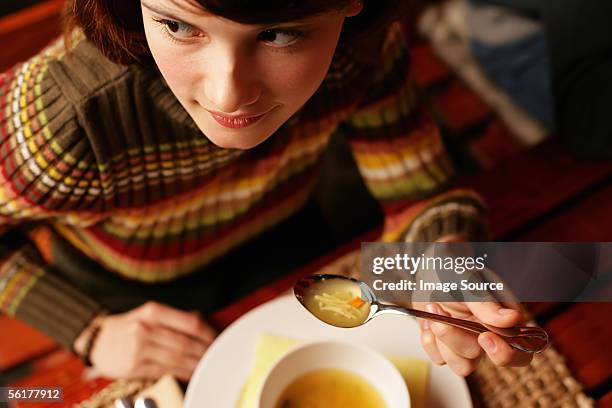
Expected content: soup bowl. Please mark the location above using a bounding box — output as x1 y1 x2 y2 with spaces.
258 340 410 408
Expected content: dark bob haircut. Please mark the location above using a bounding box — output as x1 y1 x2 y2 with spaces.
63 0 409 65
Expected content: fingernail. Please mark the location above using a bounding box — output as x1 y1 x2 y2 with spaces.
426 303 437 314
480 336 497 353
498 308 517 315
419 319 430 330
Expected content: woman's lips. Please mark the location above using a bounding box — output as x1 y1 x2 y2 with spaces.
207 109 273 129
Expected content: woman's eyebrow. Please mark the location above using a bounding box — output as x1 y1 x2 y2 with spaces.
141 1 185 20
142 0 207 20
142 0 319 30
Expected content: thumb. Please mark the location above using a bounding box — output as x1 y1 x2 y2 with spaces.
466 301 523 328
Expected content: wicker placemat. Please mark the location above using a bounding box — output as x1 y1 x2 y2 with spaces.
471 346 594 408
75 379 154 408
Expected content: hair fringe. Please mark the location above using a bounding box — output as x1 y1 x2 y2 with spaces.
63 0 411 66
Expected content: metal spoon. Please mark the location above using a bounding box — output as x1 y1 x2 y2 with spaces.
135 397 157 408
114 397 134 408
294 274 548 353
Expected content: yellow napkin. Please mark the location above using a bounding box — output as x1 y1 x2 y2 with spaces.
237 333 429 408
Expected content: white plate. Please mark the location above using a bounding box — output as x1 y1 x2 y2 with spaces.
185 295 472 408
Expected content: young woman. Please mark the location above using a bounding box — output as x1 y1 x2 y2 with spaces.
0 0 530 381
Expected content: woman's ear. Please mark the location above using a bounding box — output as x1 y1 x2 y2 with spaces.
345 0 364 17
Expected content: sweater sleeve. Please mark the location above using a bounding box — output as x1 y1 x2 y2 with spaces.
0 40 106 349
342 23 489 243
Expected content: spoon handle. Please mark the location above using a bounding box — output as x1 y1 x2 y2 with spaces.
377 303 548 353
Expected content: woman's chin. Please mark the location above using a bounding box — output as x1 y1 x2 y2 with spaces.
203 129 273 150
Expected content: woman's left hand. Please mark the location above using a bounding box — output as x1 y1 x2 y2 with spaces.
414 301 534 376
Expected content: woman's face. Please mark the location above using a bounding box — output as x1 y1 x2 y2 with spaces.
141 0 362 149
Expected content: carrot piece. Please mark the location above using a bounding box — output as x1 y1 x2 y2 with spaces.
349 297 365 308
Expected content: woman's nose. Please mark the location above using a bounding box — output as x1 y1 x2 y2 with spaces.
203 53 262 113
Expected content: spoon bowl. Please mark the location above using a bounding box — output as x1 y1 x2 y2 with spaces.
294 274 548 353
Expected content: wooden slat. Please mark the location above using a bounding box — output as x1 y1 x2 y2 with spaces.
11 349 112 408
0 0 65 71
599 391 612 408
514 177 612 395
411 42 452 87
433 79 491 133
468 120 525 169
0 0 63 35
544 303 612 390
525 302 562 319
516 184 612 242
460 141 612 239
0 315 57 371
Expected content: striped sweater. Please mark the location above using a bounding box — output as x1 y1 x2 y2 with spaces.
0 24 487 349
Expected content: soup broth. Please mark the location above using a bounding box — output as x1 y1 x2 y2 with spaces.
275 368 386 408
302 279 371 328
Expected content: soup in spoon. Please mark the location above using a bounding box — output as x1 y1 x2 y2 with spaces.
296 276 371 328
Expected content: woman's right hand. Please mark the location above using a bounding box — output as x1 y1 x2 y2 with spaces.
74 301 217 382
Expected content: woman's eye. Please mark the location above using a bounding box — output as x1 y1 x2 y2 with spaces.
157 19 200 39
258 29 303 47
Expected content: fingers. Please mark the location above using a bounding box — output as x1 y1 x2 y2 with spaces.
132 361 194 383
88 306 215 383
437 340 480 377
149 325 210 358
427 304 483 360
130 361 165 380
419 319 445 365
133 302 217 343
478 332 533 368
141 341 201 382
419 303 483 375
416 301 532 376
128 302 216 382
465 301 523 328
